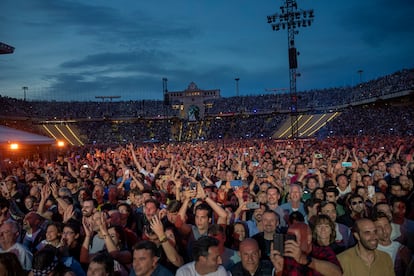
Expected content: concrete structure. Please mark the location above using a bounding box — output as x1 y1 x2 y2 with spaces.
168 82 220 120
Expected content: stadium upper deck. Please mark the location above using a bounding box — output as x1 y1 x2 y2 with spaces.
0 68 413 121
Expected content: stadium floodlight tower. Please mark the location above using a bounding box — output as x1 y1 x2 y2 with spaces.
235 78 240 97
267 0 315 139
162 78 169 106
162 77 169 142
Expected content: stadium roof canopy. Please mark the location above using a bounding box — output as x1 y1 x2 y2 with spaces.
0 125 54 145
0 42 15 54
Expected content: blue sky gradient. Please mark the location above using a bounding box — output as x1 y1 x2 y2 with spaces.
1 0 413 101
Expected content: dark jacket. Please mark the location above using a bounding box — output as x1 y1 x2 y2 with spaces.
230 260 274 276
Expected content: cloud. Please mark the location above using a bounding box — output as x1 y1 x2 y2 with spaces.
1 0 413 101
60 49 175 70
337 0 414 47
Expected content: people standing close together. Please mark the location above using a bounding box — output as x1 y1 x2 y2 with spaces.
0 139 413 275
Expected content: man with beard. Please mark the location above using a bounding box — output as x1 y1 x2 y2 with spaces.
337 194 366 228
240 203 266 237
338 218 395 276
81 198 97 221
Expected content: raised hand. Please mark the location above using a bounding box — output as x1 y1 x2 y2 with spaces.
284 238 304 264
195 182 206 200
0 182 10 199
269 248 284 273
158 208 167 220
98 212 109 236
40 184 51 200
150 215 165 240
82 216 94 238
182 189 196 201
50 182 59 198
62 204 75 223
234 186 244 200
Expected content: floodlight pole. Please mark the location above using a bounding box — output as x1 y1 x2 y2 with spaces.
162 77 169 142
22 86 28 101
357 69 363 83
235 78 240 97
267 0 315 139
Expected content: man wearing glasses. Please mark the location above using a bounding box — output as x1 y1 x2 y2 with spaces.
338 194 367 228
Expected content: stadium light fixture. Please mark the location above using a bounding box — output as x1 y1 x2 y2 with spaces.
10 143 19 150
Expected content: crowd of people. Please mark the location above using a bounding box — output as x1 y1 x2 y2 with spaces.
0 136 413 275
0 68 412 121
2 101 414 147
0 68 413 275
204 68 414 114
322 104 414 138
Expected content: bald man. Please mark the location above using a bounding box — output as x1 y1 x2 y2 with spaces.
230 238 274 276
270 222 342 276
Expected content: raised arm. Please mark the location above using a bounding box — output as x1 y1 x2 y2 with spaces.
128 143 144 172
129 171 145 191
150 216 184 267
284 239 342 276
351 148 360 168
175 190 195 236
67 158 78 178
197 183 227 224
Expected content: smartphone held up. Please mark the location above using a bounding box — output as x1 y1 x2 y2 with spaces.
273 233 296 255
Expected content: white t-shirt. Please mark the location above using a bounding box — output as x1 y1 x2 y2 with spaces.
337 185 352 197
390 222 401 241
176 261 230 276
335 223 343 242
377 241 401 263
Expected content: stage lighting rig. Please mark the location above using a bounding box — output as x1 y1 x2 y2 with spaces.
267 0 315 139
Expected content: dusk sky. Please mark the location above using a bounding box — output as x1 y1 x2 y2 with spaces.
1 0 413 101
